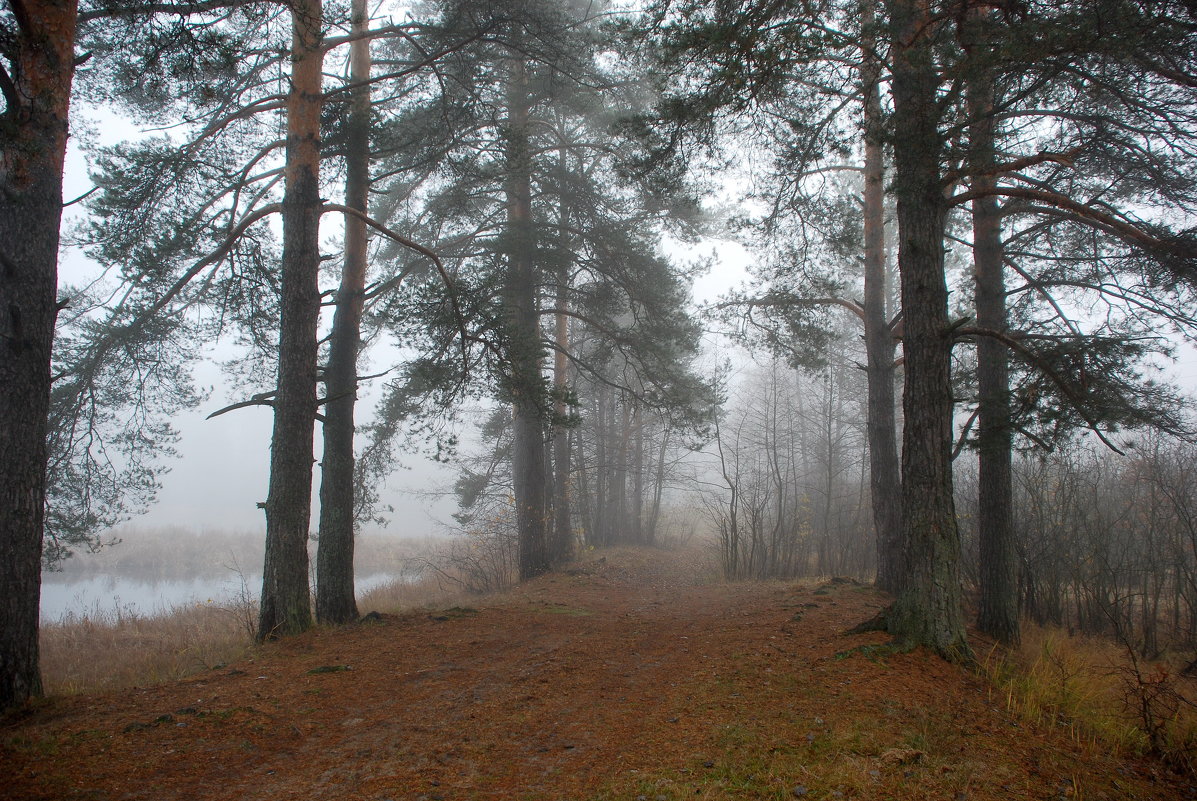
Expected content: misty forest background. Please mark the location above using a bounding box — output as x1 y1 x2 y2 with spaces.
4 0 1197 711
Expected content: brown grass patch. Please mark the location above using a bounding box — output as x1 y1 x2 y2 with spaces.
983 622 1197 773
40 600 255 696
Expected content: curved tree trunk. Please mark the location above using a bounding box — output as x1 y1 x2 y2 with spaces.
316 0 371 626
0 0 78 710
861 0 902 595
259 0 323 640
883 0 970 661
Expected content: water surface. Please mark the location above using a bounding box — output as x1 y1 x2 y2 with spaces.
40 572 400 622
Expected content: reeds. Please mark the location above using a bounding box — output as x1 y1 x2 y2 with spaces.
39 565 462 696
40 597 255 695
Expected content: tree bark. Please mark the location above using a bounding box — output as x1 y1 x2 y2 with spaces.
969 56 1019 645
594 382 609 546
504 55 549 581
631 404 644 544
259 0 323 640
316 0 370 625
549 192 573 565
646 424 669 545
883 0 970 660
0 0 78 710
861 0 903 595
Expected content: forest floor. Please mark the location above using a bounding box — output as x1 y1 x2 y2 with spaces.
3 546 1194 801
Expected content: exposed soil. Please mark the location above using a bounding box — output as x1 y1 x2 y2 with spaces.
3 547 1194 800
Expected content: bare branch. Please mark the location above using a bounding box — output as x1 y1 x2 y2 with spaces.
206 391 275 419
943 147 1082 186
950 186 1183 260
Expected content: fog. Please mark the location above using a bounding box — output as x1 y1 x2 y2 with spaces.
56 123 753 546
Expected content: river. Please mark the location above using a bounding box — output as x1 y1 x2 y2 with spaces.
40 572 402 622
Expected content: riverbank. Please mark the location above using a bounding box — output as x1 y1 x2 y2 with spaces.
38 565 457 696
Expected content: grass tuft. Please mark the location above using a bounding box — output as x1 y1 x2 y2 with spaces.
981 623 1197 772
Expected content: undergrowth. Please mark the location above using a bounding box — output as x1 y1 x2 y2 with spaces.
982 623 1197 774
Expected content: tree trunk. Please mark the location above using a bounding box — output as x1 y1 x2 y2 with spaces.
504 55 549 581
0 0 78 710
612 397 632 542
549 197 572 565
575 422 594 546
646 423 669 545
593 383 608 546
861 0 902 595
259 0 323 640
970 64 1019 645
316 0 370 625
631 404 644 544
883 0 970 660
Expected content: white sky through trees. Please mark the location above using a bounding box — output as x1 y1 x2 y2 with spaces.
54 91 1196 541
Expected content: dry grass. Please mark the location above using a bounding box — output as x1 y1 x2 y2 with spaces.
40 567 467 697
356 567 473 614
983 622 1197 772
40 598 256 695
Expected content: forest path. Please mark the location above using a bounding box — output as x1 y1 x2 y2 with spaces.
2 546 1188 800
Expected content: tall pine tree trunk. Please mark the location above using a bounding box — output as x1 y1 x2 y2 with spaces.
575 423 595 546
259 0 323 640
0 0 78 710
550 193 573 565
969 62 1019 645
612 398 632 542
883 0 969 660
861 0 902 595
504 55 549 580
316 0 371 625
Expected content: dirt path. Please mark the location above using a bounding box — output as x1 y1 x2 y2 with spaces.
2 548 1191 800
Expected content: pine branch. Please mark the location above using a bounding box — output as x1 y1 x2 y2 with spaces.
322 202 498 372
79 0 256 23
712 293 867 322
955 325 1126 455
52 202 282 384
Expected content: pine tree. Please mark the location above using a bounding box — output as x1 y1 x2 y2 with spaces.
365 0 706 577
949 0 1197 646
315 0 372 626
0 0 80 711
